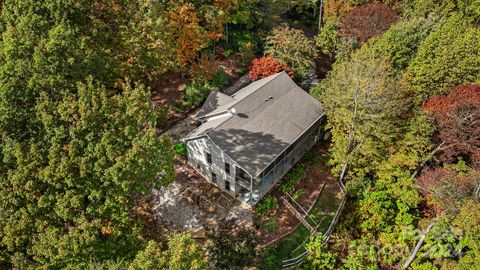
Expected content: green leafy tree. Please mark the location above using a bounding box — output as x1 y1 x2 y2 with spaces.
305 236 337 269
403 14 480 105
359 17 439 75
0 80 174 268
313 53 406 178
315 18 341 55
265 25 317 79
129 234 207 270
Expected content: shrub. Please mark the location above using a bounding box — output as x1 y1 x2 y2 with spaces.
265 25 317 78
256 196 279 218
189 55 219 84
211 69 231 89
280 163 308 193
182 81 218 106
292 189 306 201
248 55 294 81
265 218 278 233
239 41 255 68
340 3 397 43
174 143 187 156
223 49 234 58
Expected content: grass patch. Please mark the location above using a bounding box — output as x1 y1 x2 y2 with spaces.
260 181 344 267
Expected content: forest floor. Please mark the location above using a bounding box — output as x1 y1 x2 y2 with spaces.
151 54 246 133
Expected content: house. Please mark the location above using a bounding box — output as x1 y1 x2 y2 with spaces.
183 72 325 206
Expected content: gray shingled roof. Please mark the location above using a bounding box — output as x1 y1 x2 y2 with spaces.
186 72 323 178
195 91 235 118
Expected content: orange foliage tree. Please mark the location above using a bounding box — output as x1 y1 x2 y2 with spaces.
422 84 480 168
248 55 294 81
169 3 208 65
418 167 479 214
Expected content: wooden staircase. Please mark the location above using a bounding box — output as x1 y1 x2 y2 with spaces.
281 196 316 234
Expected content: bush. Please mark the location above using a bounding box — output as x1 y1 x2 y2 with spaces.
340 3 397 43
265 217 278 233
248 55 294 81
280 163 308 193
265 25 317 79
256 196 279 218
183 81 218 106
189 55 219 84
211 69 231 89
239 41 255 68
174 143 187 156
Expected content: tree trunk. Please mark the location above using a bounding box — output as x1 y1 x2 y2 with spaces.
412 142 445 178
403 214 445 269
318 0 323 31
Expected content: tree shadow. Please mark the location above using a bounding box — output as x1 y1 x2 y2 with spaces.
209 128 290 177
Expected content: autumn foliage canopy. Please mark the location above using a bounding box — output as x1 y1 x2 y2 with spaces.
422 84 480 168
418 167 479 214
248 55 294 81
340 3 397 43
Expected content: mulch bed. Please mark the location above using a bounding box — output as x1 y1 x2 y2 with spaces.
255 143 334 246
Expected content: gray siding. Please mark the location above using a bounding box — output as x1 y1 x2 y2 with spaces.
186 137 239 194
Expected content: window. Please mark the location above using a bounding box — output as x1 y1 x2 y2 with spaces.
206 152 212 164
211 172 217 182
225 162 230 174
225 180 230 191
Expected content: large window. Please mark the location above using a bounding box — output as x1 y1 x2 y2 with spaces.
225 162 230 174
225 180 231 191
206 152 212 164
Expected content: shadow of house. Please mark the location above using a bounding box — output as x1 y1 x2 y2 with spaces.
183 72 325 206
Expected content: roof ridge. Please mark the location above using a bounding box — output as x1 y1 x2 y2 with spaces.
203 72 285 118
205 72 287 132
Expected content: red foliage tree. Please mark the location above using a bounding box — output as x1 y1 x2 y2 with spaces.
248 55 294 81
418 167 479 214
340 3 397 43
422 84 480 167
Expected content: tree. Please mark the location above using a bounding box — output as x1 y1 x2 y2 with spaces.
0 80 175 267
264 25 317 79
209 225 258 270
340 3 397 43
305 236 337 269
168 3 209 66
313 53 407 178
248 55 294 81
404 15 480 104
422 84 480 168
418 165 479 214
129 234 207 270
315 18 341 55
358 17 439 75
